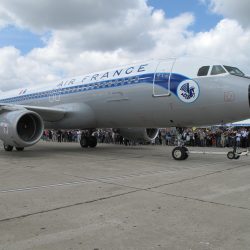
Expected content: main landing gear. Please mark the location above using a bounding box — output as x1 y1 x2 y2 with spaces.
80 135 97 148
3 144 24 152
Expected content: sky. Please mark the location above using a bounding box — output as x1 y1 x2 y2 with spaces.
0 0 250 91
148 0 222 31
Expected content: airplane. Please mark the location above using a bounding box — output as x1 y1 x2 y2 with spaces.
0 57 249 160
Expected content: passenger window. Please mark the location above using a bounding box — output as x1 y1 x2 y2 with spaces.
211 65 226 75
197 66 210 76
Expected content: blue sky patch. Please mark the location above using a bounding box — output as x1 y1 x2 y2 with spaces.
148 0 222 32
0 26 46 54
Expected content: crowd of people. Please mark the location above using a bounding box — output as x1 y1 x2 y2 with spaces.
42 129 132 145
170 127 250 148
42 130 82 143
42 127 250 148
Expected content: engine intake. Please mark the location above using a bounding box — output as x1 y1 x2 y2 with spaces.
0 110 44 147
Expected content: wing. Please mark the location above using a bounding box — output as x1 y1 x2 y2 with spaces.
0 103 66 122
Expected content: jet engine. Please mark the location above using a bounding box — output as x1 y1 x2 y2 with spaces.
115 128 159 142
0 110 44 148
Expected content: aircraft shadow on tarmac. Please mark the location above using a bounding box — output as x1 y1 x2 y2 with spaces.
0 143 154 159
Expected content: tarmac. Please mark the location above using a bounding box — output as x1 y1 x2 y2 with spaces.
0 141 250 250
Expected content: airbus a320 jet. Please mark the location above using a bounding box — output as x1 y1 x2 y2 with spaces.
0 57 249 160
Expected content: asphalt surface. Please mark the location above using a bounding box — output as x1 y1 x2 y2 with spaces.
0 141 250 250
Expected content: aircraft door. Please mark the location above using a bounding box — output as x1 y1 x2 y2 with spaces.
153 59 176 97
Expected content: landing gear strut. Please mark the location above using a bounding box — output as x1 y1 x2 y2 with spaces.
171 129 189 160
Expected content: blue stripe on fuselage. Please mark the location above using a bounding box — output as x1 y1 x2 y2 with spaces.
0 73 190 104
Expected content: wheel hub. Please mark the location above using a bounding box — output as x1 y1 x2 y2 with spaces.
174 150 182 159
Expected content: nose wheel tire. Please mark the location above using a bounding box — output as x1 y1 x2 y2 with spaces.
227 151 240 160
172 147 189 160
4 145 14 152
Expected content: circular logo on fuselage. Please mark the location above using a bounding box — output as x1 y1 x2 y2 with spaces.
177 79 200 103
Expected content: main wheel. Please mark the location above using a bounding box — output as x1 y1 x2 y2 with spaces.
16 147 24 151
80 136 89 148
172 147 188 160
88 136 97 148
4 145 14 152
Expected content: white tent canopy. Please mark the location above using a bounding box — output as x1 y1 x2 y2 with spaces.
227 119 250 127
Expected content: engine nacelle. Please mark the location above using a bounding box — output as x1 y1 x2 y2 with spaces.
0 110 44 147
115 128 159 142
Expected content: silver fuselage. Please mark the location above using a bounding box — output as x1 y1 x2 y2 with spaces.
0 60 249 129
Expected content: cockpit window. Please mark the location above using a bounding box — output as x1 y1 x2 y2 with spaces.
223 65 245 77
211 65 226 75
197 66 210 76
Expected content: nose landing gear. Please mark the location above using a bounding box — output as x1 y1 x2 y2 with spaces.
227 147 249 160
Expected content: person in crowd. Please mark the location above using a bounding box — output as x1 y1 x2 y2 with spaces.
57 130 62 143
241 128 248 148
199 130 206 147
165 130 171 146
236 131 242 148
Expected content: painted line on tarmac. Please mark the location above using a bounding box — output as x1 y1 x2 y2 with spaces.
0 169 171 194
0 180 94 193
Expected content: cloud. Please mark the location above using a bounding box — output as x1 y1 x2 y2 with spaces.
0 0 158 53
148 13 195 58
0 0 146 32
48 7 155 53
0 46 61 90
187 19 250 64
205 0 250 28
0 0 196 91
0 7 12 29
0 0 250 92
